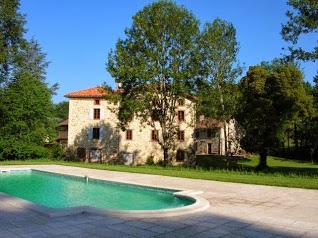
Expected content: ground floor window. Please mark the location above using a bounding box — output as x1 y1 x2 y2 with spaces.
89 148 101 163
176 149 185 162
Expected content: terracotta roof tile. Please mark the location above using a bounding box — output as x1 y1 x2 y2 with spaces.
65 87 107 98
58 119 68 126
196 117 224 129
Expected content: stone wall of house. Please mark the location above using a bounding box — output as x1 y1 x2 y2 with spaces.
67 97 195 164
68 98 119 162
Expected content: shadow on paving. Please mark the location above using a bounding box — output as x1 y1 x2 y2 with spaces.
0 201 315 238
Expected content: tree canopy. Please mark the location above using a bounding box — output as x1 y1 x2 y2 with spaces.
107 0 200 165
0 0 26 85
237 63 313 169
281 0 318 63
0 0 56 160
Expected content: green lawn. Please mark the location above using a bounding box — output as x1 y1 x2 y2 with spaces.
1 156 317 189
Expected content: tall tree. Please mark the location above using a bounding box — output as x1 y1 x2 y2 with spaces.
107 1 199 166
196 18 242 153
237 64 313 170
0 0 26 85
281 0 318 63
0 0 55 160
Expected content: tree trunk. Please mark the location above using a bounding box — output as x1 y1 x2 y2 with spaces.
163 148 169 167
257 148 268 171
287 131 290 150
223 124 228 155
294 123 298 157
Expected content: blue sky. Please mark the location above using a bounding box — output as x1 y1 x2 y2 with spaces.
20 0 317 103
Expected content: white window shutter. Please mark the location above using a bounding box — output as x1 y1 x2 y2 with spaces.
88 128 93 139
89 108 93 120
100 127 104 140
100 108 105 120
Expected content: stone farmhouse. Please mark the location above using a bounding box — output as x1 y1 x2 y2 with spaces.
65 87 196 165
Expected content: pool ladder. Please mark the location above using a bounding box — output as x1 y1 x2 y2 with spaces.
0 169 10 173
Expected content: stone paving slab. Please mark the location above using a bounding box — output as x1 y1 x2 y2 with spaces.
0 165 317 237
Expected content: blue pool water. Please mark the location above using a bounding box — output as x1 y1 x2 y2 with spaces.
0 170 194 210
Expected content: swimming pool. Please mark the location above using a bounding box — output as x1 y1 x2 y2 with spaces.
0 170 193 210
0 167 209 218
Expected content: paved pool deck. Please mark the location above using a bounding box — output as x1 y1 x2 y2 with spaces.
0 165 317 238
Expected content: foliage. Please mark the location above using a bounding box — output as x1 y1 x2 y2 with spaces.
47 144 67 160
54 101 69 120
196 18 242 120
0 0 26 85
146 156 155 165
281 0 318 63
237 63 313 169
106 0 200 165
0 0 55 160
0 73 54 160
195 18 242 153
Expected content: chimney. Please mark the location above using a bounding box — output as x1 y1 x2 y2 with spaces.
117 82 122 89
199 115 205 122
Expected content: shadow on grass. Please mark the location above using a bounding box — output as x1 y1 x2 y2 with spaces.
196 155 318 177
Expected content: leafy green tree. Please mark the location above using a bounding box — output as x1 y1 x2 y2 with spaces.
0 73 54 160
0 0 56 160
107 1 200 165
54 101 69 120
237 64 313 169
0 0 26 85
281 0 318 63
196 18 242 153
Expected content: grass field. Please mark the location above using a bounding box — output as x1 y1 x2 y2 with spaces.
1 155 317 189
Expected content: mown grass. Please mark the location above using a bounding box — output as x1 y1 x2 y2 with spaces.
1 156 317 189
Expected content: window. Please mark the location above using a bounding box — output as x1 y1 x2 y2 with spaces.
93 128 100 139
207 129 216 137
177 98 184 106
195 130 200 138
178 130 185 141
94 108 100 119
151 130 159 141
126 130 133 140
94 99 100 105
176 150 185 162
178 111 185 122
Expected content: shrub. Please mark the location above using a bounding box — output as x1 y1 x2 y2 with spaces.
146 156 155 165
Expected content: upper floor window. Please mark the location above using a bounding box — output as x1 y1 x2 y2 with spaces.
178 130 185 141
151 130 159 141
89 127 104 140
94 99 100 105
94 108 100 120
177 98 184 106
178 111 185 122
126 130 133 140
